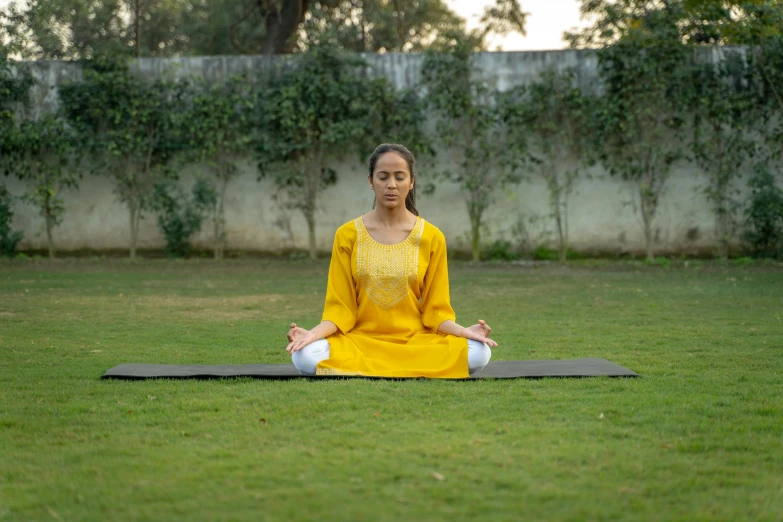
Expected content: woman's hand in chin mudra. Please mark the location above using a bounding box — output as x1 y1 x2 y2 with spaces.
286 323 317 354
460 320 498 348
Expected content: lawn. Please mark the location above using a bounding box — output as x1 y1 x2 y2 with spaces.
1 258 782 521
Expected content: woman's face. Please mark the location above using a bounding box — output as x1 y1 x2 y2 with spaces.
369 152 414 211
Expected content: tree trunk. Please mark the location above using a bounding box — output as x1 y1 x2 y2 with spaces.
555 211 566 263
469 206 481 262
260 0 311 54
302 153 322 260
43 192 55 259
563 195 570 262
641 198 655 262
547 171 568 263
716 209 729 261
129 201 138 260
45 214 55 259
715 180 730 261
214 177 229 261
551 187 566 263
306 207 317 260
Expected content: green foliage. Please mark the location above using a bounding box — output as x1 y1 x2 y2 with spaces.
421 35 520 261
690 49 759 259
255 44 393 259
500 66 594 263
1 0 195 59
152 178 216 258
364 84 434 162
176 75 254 260
2 49 79 259
475 0 528 43
300 0 467 53
743 163 783 258
484 238 519 261
2 0 527 58
578 0 693 261
571 0 783 261
650 256 673 268
0 48 34 176
59 56 182 258
0 184 23 257
6 115 80 258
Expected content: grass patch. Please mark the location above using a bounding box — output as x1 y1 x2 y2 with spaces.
1 258 782 521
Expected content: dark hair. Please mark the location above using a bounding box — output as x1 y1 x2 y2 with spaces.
368 143 419 216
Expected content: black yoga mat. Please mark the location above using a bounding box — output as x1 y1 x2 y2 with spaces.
101 358 638 380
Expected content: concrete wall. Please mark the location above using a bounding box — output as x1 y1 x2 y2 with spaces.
6 51 726 256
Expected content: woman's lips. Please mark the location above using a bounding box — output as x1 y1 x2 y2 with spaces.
385 194 397 199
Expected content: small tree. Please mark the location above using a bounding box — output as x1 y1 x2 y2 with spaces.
255 44 379 260
60 57 179 259
743 162 783 259
500 67 593 262
590 14 692 261
1 47 33 257
8 115 80 258
177 75 253 260
421 35 519 261
152 177 216 258
0 184 23 257
690 49 757 259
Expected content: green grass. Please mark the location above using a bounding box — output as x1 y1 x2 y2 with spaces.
1 258 782 521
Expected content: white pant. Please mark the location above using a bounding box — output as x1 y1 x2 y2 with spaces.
292 338 492 376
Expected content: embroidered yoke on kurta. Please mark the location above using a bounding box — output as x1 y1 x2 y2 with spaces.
316 216 469 378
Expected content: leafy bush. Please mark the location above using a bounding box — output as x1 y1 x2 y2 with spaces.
743 164 783 259
152 178 216 258
0 185 23 257
650 256 672 268
484 239 519 261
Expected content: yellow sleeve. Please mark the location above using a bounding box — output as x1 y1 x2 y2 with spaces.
420 227 457 332
321 225 357 334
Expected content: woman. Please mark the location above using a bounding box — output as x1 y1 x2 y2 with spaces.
285 143 497 378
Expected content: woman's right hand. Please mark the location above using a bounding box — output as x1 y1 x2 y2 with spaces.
285 323 317 354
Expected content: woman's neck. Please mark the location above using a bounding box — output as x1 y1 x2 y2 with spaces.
368 205 414 228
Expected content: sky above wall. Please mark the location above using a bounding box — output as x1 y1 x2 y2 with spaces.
448 0 587 51
0 0 589 52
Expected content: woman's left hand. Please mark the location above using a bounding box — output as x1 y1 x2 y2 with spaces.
460 319 498 347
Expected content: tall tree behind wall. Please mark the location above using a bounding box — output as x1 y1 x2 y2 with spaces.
0 0 187 59
1 0 527 57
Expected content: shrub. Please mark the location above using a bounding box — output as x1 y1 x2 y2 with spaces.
0 185 23 257
743 164 783 259
152 178 216 258
484 239 519 261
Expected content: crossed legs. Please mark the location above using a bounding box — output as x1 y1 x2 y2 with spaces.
292 339 492 376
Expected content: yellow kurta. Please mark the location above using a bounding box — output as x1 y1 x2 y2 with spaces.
315 216 469 379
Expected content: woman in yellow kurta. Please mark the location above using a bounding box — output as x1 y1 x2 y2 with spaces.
285 143 497 378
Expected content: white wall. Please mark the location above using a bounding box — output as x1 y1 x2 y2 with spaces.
7 156 721 256
6 51 730 255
